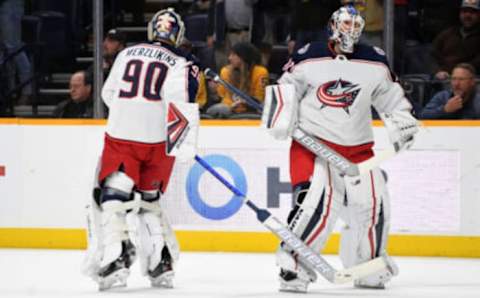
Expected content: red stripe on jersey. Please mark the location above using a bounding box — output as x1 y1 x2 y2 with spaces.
306 165 333 246
368 171 377 259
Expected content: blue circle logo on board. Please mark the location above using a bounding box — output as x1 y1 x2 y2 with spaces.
186 154 247 220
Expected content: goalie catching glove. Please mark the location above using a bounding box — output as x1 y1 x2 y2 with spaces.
380 111 419 152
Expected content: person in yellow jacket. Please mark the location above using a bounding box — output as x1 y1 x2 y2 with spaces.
195 71 208 109
207 42 269 117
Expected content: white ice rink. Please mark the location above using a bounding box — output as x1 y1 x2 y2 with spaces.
1 249 479 298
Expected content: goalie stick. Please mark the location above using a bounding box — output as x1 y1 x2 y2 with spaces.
204 68 399 176
194 154 392 284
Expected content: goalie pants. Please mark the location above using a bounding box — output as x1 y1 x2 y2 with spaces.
98 134 175 192
287 141 391 269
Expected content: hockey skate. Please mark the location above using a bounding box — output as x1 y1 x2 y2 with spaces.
278 269 311 293
148 247 174 288
354 255 399 289
97 240 136 291
279 264 318 294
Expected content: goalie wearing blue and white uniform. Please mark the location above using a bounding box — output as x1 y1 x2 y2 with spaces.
82 8 200 291
263 5 419 292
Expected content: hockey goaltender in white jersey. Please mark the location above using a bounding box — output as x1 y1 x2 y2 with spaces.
266 5 420 293
83 8 200 291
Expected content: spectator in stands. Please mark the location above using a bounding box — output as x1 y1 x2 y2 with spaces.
431 0 480 80
188 0 211 14
287 0 343 54
251 0 290 47
359 0 384 48
87 29 127 81
207 0 255 70
53 71 93 118
0 0 33 104
102 29 127 77
179 38 212 112
420 0 462 43
421 63 480 119
206 42 269 117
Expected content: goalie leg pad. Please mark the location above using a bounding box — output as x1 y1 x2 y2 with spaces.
95 172 137 289
82 200 103 279
134 191 179 288
288 160 344 253
340 168 397 288
277 160 345 291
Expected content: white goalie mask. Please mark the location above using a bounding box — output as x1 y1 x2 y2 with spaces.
329 6 365 53
148 8 185 47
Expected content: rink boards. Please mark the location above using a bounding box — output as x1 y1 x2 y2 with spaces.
0 119 479 257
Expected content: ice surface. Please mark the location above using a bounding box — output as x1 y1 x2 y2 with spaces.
0 249 479 298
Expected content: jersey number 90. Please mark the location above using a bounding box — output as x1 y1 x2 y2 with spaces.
119 59 168 101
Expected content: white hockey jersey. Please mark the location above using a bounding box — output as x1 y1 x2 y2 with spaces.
279 42 412 147
102 42 199 143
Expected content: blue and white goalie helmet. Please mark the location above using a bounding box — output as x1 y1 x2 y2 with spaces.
148 8 185 47
329 5 365 53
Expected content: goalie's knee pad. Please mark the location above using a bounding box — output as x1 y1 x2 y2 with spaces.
103 171 135 194
139 190 162 214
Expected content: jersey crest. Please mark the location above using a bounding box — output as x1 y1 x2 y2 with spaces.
316 79 360 114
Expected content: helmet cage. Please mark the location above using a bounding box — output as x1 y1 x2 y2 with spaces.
329 6 365 53
147 8 185 47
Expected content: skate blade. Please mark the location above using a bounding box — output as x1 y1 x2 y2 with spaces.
150 271 174 288
354 283 386 290
279 282 308 293
98 268 129 291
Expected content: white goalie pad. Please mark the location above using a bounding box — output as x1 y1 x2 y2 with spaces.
261 84 297 140
82 198 103 281
166 101 199 161
134 208 180 276
82 159 104 280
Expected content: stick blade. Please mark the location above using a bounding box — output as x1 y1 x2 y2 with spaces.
357 147 396 175
333 257 388 284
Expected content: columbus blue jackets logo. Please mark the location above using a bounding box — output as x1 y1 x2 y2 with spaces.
317 79 361 114
167 103 189 154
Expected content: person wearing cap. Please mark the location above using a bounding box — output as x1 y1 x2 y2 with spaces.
103 29 127 76
87 29 127 83
431 0 480 80
207 42 269 117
